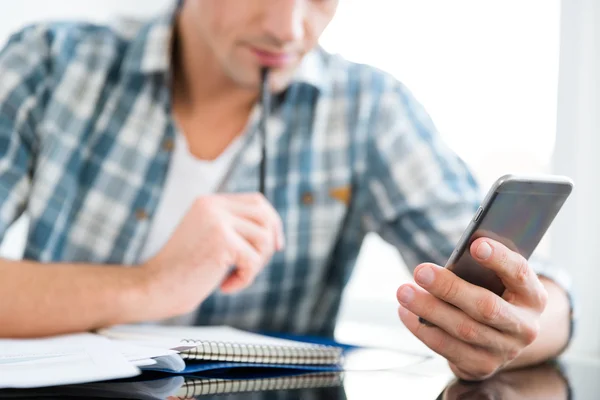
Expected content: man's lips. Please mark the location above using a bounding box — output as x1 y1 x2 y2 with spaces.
250 47 296 67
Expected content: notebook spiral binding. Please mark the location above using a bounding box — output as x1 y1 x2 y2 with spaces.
179 340 343 365
177 372 344 398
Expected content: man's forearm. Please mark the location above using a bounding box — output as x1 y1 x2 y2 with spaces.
0 258 151 338
507 277 571 369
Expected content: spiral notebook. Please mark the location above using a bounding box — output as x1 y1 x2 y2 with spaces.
100 325 343 372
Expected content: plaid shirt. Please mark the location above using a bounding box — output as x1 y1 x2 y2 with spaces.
0 8 571 337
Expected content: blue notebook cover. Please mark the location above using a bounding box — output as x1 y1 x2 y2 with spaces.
180 361 342 375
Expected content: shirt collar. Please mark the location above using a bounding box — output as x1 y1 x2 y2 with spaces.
290 47 329 94
121 5 329 93
121 10 175 75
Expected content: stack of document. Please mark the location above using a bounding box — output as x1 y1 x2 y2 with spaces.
0 333 139 389
0 331 182 389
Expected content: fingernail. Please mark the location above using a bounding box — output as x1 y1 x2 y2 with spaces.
397 286 414 304
416 266 435 286
476 242 492 260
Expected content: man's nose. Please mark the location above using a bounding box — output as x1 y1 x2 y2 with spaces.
262 0 305 45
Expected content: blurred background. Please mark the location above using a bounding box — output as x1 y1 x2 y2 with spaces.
0 0 597 360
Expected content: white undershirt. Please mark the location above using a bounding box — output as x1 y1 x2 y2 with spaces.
139 131 245 263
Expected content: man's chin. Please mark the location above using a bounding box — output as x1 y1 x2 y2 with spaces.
238 70 296 93
223 61 299 92
262 67 300 93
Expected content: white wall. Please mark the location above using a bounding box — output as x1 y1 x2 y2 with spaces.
0 1 170 44
320 0 560 185
552 0 600 359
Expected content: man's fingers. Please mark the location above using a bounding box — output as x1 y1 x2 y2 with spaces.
413 263 535 338
222 193 285 250
470 238 547 310
221 234 264 293
233 217 276 262
398 306 501 380
396 284 520 356
220 271 246 293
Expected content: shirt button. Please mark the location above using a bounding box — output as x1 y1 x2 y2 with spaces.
302 192 314 205
135 209 149 220
162 138 174 152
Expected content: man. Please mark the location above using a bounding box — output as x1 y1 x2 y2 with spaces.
0 0 572 380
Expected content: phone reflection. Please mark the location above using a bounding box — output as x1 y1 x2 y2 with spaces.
438 362 568 400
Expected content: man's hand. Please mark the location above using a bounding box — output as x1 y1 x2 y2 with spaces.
396 237 549 381
140 193 284 321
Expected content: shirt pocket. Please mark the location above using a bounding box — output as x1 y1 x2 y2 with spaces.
274 183 351 269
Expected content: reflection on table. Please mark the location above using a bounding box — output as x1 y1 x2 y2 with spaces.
1 357 599 400
439 357 600 400
439 362 568 400
0 370 347 400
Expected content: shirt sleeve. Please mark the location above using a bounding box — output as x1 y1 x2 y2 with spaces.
361 79 481 273
0 25 49 240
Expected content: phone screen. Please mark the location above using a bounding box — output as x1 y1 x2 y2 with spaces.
448 182 571 295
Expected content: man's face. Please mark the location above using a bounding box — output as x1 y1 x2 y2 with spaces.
185 0 339 91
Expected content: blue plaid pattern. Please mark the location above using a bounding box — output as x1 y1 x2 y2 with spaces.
0 8 571 337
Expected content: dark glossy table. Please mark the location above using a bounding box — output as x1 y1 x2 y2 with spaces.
0 356 597 399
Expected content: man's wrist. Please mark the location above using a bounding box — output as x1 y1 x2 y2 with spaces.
111 266 158 326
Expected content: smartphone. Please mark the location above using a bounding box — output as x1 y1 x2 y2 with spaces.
445 174 573 296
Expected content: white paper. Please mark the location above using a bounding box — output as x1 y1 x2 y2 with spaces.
109 340 179 369
141 353 186 372
98 328 192 350
110 340 178 361
101 324 318 348
0 333 140 388
131 358 157 367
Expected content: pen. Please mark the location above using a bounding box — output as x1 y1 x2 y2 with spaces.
259 67 271 196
